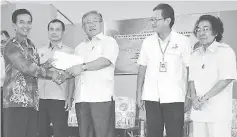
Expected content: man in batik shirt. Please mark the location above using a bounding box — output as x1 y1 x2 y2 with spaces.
2 9 67 137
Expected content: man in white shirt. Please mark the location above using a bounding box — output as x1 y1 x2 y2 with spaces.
38 19 75 137
136 3 191 137
66 11 119 137
189 14 237 137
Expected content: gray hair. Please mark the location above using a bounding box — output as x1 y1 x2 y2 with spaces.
82 10 103 24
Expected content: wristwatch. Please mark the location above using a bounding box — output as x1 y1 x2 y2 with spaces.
82 63 87 71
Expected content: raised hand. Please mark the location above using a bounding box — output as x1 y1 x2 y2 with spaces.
66 64 83 77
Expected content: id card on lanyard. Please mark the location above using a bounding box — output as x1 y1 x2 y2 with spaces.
158 39 170 72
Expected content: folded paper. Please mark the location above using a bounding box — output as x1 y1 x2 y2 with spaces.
52 51 83 70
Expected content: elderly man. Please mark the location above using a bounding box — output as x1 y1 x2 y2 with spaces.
66 10 119 137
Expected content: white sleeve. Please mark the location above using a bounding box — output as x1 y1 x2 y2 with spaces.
101 38 119 65
218 47 237 81
181 37 191 67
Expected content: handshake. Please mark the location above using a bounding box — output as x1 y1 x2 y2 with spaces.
43 59 84 85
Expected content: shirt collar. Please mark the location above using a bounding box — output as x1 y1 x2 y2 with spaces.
85 32 104 42
206 40 218 52
49 41 63 50
13 37 30 48
156 30 173 43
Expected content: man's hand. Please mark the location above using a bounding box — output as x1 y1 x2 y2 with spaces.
52 71 66 85
42 58 55 69
66 64 83 77
65 97 73 111
136 90 145 111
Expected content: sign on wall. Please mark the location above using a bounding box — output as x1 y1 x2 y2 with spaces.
104 12 218 75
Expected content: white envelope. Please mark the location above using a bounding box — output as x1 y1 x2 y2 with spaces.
52 51 83 70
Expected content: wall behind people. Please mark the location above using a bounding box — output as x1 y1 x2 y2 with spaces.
0 3 57 48
63 23 86 48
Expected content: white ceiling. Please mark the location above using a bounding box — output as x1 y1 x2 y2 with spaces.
1 0 237 24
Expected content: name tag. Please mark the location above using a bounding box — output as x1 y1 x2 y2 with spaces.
159 61 167 72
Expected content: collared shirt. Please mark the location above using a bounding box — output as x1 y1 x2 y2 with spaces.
189 41 237 122
38 42 74 100
74 33 119 102
3 37 45 110
137 31 191 103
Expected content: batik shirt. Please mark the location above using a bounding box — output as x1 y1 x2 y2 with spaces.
3 37 44 110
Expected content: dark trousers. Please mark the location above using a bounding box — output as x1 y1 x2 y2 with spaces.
3 107 38 137
38 99 69 137
75 100 115 137
145 101 184 137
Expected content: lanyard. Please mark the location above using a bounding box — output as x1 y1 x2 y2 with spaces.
158 39 170 61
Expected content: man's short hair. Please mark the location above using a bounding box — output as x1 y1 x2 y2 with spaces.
12 9 32 24
153 3 175 28
1 30 10 38
193 15 224 42
82 10 103 24
47 19 65 31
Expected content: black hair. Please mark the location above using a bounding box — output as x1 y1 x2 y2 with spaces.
153 3 175 28
12 9 32 23
1 30 10 38
193 15 224 42
47 19 65 31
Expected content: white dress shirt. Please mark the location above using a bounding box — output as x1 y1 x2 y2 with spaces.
74 33 119 103
137 31 191 103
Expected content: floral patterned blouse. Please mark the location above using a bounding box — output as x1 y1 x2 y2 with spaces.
3 37 46 110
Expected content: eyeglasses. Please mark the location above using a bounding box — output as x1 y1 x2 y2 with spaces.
83 20 102 25
194 27 211 33
149 17 164 23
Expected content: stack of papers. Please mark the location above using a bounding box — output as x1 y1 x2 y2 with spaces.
52 51 83 70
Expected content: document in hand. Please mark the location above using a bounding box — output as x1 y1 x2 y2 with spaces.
52 51 83 70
